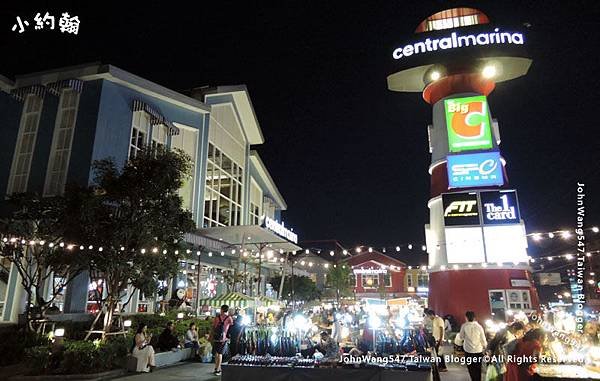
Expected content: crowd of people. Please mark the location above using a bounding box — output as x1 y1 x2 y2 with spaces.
129 303 600 381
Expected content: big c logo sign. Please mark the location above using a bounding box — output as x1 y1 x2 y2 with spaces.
445 95 493 152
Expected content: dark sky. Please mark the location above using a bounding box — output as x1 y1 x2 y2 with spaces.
1 1 599 249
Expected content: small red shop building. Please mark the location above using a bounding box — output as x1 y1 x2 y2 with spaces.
345 250 407 298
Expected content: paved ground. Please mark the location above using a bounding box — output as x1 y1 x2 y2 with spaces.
117 362 220 381
115 345 476 381
115 361 475 381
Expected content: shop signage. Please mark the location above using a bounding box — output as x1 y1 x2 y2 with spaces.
442 192 480 226
447 151 504 188
263 216 298 244
538 273 562 286
510 279 530 287
392 28 524 59
480 190 520 224
353 268 387 275
445 96 493 152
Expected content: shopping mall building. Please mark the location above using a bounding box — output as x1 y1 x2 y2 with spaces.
0 63 302 322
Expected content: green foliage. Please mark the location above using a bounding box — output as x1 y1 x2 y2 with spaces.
270 275 321 302
0 194 88 327
24 336 130 375
62 148 196 331
0 329 49 366
326 264 353 302
25 345 52 375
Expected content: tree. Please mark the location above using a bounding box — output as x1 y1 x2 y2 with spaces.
270 275 321 302
64 147 196 338
0 193 88 331
326 264 353 305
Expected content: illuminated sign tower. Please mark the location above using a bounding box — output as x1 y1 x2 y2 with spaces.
387 8 539 321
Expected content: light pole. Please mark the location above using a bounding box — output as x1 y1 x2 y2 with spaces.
195 247 202 315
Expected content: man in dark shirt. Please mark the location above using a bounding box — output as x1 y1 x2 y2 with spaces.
212 304 234 376
158 321 180 351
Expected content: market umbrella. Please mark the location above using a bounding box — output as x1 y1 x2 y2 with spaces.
198 292 255 308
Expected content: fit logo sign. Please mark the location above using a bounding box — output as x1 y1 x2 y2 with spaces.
480 190 520 225
447 151 504 188
445 95 493 152
442 192 480 226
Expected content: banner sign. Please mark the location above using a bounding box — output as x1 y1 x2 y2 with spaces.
445 95 493 152
447 151 504 188
442 192 480 226
480 190 520 225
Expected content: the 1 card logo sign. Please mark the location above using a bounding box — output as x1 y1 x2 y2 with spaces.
445 96 493 152
442 192 480 226
480 190 520 224
447 151 504 188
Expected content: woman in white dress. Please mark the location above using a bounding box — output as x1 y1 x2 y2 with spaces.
132 324 156 372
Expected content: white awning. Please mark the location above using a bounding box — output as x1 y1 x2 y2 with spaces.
194 224 302 253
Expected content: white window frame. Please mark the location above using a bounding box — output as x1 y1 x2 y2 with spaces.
8 94 44 195
361 274 379 289
407 274 413 288
129 111 150 159
43 89 80 196
151 123 168 150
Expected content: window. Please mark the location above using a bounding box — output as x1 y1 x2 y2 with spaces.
151 124 168 151
426 14 479 31
383 273 392 287
489 290 507 320
250 203 261 225
8 94 44 194
407 274 414 288
361 274 379 289
44 89 80 196
129 111 150 159
137 291 149 313
203 143 243 227
0 257 11 317
417 274 429 288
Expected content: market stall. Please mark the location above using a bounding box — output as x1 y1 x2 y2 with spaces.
223 356 432 381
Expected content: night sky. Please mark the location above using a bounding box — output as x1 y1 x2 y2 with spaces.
1 1 599 249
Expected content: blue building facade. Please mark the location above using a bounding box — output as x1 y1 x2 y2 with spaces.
0 64 297 322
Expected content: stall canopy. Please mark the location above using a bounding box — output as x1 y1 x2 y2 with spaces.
199 292 254 308
256 295 280 306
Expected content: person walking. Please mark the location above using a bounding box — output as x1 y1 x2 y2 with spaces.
212 304 234 376
485 321 525 381
457 311 487 381
425 309 447 372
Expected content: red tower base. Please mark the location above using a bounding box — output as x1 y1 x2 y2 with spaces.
428 268 540 324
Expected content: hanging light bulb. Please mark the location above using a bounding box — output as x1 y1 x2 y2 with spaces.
395 246 400 252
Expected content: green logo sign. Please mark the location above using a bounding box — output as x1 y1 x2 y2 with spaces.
445 95 493 152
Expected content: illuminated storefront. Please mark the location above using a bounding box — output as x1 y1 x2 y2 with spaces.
387 7 539 322
345 250 407 298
